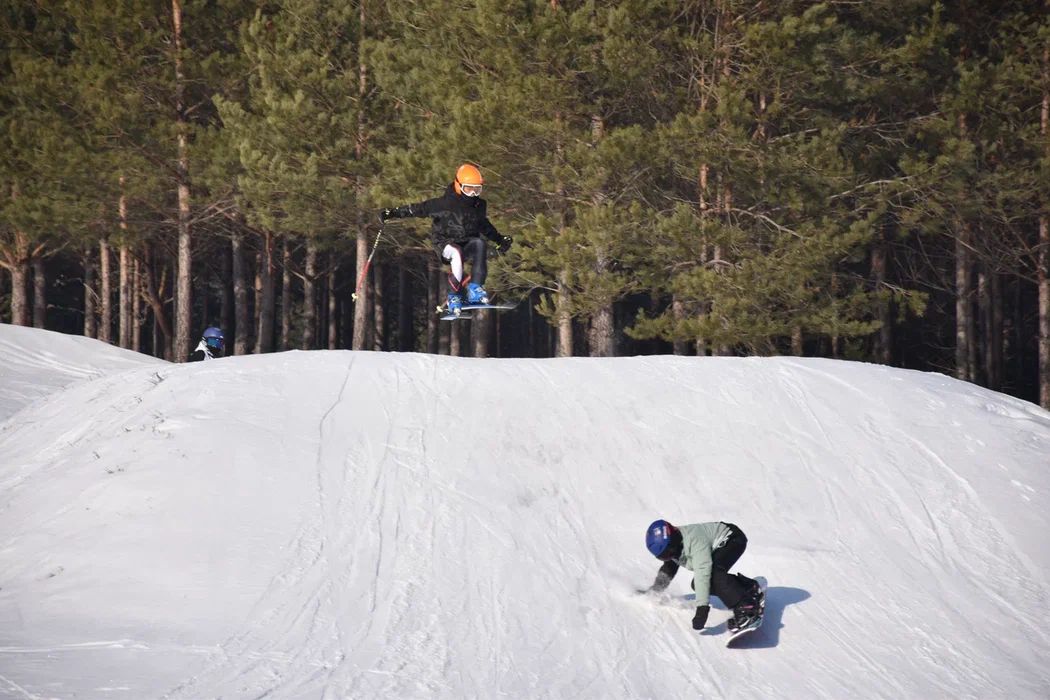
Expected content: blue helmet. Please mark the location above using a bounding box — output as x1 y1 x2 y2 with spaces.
646 519 678 558
202 326 225 351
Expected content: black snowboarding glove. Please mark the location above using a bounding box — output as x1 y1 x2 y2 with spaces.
692 605 710 630
497 234 512 253
650 570 672 593
379 205 412 223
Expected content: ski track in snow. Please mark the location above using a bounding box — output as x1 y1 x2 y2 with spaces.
1 332 1049 698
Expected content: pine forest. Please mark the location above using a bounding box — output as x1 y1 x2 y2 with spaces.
2 0 1049 409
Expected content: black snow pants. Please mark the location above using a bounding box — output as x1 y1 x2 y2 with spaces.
698 523 758 609
438 237 488 292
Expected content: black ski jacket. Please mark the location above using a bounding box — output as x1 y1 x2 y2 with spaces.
394 184 503 248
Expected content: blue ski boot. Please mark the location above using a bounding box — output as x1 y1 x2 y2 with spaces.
447 292 463 316
466 282 489 306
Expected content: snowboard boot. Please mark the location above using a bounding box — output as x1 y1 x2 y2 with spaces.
447 292 463 316
729 581 764 631
466 282 489 305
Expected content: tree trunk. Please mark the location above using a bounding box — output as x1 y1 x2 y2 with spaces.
398 265 413 351
955 219 973 382
372 263 385 350
83 246 97 338
152 309 161 359
172 0 193 361
450 310 463 356
9 259 29 326
428 261 440 354
139 245 173 358
872 228 892 364
1 188 32 325
231 229 250 355
281 238 292 350
556 273 573 357
437 270 450 355
220 241 233 335
132 257 142 352
318 261 328 347
473 310 491 358
118 176 131 348
1040 213 1049 409
974 270 999 392
256 232 276 353
672 297 688 355
588 307 615 357
119 243 131 348
1040 34 1050 409
99 236 112 342
587 113 615 358
32 257 46 328
352 0 370 351
302 238 318 350
986 270 1002 390
341 269 353 349
328 263 339 350
253 256 262 349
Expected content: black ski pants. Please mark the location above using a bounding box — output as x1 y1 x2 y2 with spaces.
701 523 757 609
438 237 488 292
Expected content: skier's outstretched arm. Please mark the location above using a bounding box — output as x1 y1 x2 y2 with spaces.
379 196 444 222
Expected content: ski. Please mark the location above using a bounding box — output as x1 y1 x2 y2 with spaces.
435 303 514 320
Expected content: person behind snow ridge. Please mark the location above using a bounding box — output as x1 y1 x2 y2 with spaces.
643 519 763 633
190 326 225 361
378 163 512 315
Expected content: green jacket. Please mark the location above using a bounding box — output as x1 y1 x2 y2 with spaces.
671 522 732 606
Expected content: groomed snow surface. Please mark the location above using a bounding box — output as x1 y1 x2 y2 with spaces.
1 324 1048 699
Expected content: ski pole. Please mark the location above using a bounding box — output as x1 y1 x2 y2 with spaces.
351 223 384 301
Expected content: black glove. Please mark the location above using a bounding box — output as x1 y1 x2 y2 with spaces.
497 234 512 253
692 605 710 630
650 571 672 593
379 205 412 223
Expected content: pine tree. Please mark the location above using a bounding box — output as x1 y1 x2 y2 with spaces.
0 5 98 327
632 2 885 355
217 1 367 351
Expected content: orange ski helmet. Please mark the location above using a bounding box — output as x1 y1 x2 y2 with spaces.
454 163 484 197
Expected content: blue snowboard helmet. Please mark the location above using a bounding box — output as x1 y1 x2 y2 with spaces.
202 326 225 351
646 519 679 559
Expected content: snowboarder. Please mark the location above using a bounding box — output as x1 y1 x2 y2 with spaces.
643 520 763 633
379 163 512 315
189 326 225 361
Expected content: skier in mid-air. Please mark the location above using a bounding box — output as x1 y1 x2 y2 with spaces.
189 326 225 361
379 163 512 315
643 519 764 633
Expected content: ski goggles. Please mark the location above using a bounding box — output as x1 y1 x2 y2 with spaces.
460 183 483 196
205 337 224 350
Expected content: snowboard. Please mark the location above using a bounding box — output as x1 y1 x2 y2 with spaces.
726 576 767 647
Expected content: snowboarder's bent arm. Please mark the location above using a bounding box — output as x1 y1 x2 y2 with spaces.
690 551 714 605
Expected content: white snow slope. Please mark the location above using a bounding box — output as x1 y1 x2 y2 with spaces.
1 325 1049 700
0 325 163 423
